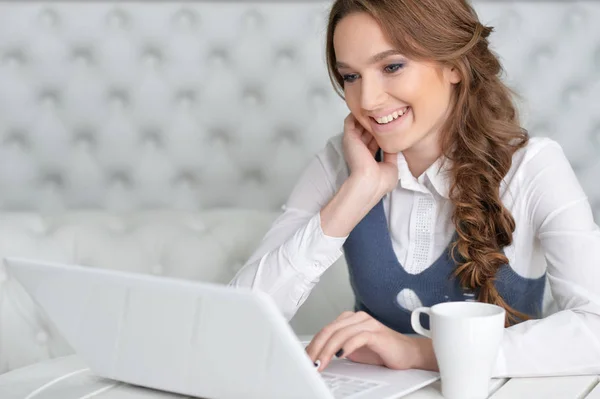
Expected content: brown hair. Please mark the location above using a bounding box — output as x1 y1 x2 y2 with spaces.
326 0 530 326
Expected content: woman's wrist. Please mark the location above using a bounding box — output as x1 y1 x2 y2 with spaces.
409 336 439 371
346 173 386 204
320 175 383 237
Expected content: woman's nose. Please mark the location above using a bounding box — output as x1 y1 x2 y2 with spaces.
360 77 387 111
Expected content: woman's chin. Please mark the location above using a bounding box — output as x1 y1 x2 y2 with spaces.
375 136 410 155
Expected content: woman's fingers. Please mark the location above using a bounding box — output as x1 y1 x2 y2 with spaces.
335 311 357 321
382 150 398 166
344 113 371 144
308 310 420 372
360 132 370 145
354 124 379 158
344 345 385 366
350 117 379 158
306 311 370 365
367 137 379 157
313 320 379 372
340 330 380 361
305 311 354 353
343 114 361 138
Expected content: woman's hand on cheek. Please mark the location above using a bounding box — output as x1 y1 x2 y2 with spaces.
305 311 437 372
342 113 398 196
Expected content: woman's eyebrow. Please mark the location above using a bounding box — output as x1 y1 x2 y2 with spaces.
335 49 403 69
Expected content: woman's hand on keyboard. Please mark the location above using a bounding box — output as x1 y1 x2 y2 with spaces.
305 311 438 373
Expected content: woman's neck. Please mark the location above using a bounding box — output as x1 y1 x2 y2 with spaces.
403 144 442 178
400 124 445 178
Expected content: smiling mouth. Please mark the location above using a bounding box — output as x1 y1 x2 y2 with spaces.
371 107 410 125
370 106 410 125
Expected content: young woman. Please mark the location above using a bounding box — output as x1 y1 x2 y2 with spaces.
230 0 600 377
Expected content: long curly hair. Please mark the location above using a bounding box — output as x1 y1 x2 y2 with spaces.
325 0 530 326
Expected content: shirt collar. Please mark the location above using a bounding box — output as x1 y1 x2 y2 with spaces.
425 156 452 199
396 152 452 199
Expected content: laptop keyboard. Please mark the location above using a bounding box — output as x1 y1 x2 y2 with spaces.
321 372 384 398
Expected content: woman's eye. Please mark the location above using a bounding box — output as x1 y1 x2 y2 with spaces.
384 63 404 73
342 73 359 83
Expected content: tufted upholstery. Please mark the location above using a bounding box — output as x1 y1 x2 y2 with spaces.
0 1 346 211
0 0 598 375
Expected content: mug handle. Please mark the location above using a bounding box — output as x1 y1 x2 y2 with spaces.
411 307 432 338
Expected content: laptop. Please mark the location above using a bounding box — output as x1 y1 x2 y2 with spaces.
4 257 439 399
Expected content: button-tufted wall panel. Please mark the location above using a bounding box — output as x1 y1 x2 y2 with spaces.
478 1 600 221
0 1 598 215
0 1 346 211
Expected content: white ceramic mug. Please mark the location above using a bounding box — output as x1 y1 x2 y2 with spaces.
411 302 505 399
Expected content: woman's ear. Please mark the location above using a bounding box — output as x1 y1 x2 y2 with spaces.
447 66 462 84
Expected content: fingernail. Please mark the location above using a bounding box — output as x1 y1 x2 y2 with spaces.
335 349 344 358
314 359 321 368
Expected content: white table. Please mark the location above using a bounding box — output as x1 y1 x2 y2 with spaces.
1 354 598 399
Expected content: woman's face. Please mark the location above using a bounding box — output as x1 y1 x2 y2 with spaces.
333 12 461 157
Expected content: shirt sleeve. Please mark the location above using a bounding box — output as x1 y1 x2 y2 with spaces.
229 135 349 320
493 141 600 377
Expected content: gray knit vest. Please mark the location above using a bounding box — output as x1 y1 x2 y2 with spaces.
342 195 545 333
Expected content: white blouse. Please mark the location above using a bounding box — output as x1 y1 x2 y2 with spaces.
230 134 600 378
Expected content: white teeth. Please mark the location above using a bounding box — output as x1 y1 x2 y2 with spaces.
375 107 409 124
